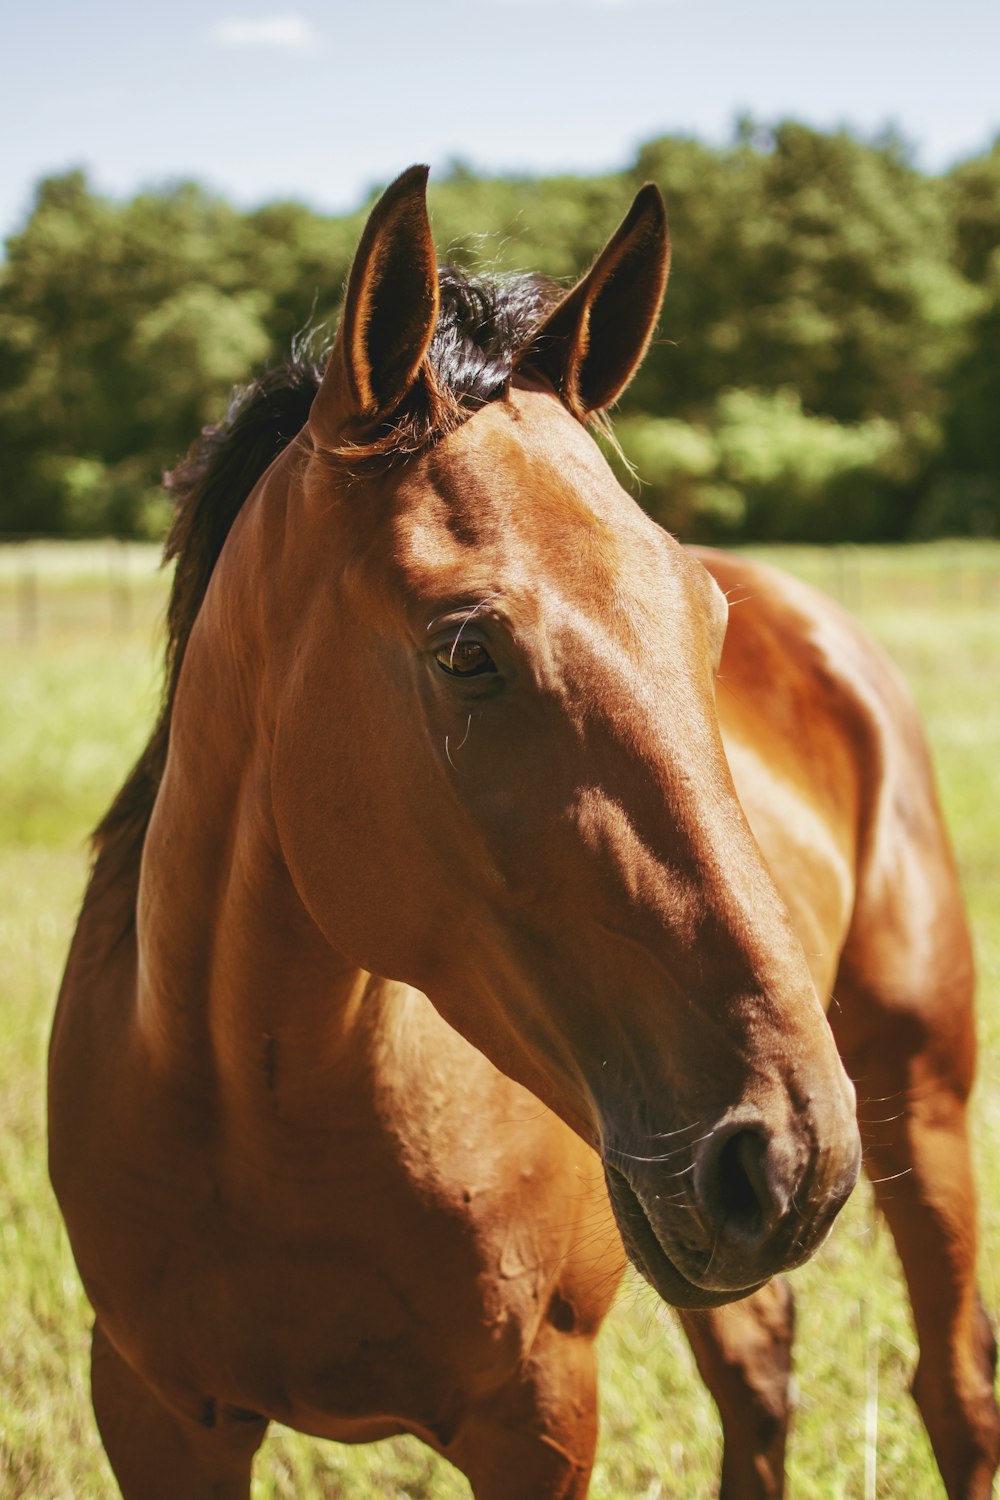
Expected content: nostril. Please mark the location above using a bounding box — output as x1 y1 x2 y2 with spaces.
715 1129 770 1237
696 1125 789 1245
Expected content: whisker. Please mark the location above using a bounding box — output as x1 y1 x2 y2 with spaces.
445 713 473 769
605 1132 711 1167
646 1118 708 1143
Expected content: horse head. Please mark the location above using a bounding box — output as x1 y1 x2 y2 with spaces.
258 166 860 1308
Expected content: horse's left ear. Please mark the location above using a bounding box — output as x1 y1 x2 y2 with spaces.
311 164 440 444
517 183 669 419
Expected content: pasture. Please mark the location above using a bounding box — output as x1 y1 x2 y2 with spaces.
1 538 998 1499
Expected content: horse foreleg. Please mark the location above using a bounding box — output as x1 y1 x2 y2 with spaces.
91 1322 268 1500
847 1044 1000 1500
679 1278 794 1500
449 1322 599 1499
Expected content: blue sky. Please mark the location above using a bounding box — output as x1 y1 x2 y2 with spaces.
3 0 998 241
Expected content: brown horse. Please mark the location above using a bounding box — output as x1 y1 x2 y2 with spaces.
49 168 997 1499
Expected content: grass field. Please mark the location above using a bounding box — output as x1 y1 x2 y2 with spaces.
1 539 998 1499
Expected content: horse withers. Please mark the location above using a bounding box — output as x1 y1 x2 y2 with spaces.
49 168 997 1498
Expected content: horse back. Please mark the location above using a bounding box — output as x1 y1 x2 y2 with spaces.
694 547 971 1043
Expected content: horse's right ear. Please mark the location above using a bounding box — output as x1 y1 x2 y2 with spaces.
310 165 440 445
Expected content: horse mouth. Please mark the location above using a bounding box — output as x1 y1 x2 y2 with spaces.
604 1163 768 1310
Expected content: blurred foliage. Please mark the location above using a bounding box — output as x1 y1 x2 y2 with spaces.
617 389 941 543
1 121 999 541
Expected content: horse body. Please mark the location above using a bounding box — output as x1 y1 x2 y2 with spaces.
689 548 997 1498
49 169 997 1499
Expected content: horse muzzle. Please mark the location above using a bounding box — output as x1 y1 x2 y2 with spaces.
604 1106 862 1308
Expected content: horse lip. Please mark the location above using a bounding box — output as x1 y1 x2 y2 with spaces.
603 1163 768 1311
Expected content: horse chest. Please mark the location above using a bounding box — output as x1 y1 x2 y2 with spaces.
77 1053 557 1443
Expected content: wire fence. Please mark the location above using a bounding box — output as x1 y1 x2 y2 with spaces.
1 535 997 649
0 537 167 647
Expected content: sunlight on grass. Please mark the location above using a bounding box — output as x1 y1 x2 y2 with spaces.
1 540 997 1498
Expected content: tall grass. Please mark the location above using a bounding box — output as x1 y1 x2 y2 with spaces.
1 541 997 1498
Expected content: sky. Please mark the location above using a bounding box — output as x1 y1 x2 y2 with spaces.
3 0 998 242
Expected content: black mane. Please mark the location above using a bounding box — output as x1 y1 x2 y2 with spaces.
429 267 557 406
94 267 559 854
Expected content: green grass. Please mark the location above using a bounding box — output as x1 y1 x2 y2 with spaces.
1 540 998 1498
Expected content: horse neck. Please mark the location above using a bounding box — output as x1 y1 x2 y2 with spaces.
139 754 371 1098
134 507 373 1121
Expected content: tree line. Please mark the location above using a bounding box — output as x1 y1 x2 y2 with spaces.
1 120 998 543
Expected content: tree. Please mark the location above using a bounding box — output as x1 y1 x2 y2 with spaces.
1 129 996 540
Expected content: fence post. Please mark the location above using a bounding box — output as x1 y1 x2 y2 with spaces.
108 539 133 634
17 550 39 645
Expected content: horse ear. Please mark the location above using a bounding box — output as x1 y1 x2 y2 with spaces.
517 183 670 419
311 164 440 442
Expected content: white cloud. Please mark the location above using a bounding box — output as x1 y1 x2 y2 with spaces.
209 15 320 50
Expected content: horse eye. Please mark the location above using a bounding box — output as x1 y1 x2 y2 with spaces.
435 640 497 677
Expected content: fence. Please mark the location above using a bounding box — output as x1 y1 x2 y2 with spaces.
1 536 997 650
0 538 167 647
